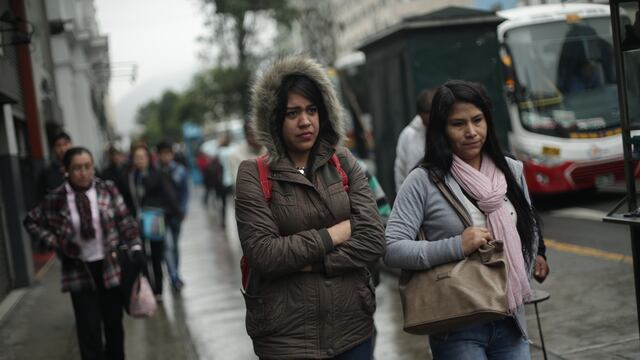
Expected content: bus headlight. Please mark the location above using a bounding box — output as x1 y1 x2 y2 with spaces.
535 173 550 185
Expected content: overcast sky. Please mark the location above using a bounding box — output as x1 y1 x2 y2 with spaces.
95 0 208 141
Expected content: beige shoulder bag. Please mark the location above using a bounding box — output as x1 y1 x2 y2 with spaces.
398 168 509 335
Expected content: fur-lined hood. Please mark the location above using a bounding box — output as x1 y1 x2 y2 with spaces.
249 55 345 163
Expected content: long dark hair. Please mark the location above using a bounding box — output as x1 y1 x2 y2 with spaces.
129 143 154 172
271 74 337 153
423 80 536 266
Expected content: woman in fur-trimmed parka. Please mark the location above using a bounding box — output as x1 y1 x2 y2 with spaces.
234 55 385 359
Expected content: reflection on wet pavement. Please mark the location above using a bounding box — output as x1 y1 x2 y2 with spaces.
175 195 429 359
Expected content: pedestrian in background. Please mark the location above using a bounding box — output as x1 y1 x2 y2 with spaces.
157 141 189 292
126 143 181 300
229 122 265 190
36 131 72 202
235 55 385 359
394 89 433 192
196 148 213 205
101 145 130 205
216 134 234 227
385 80 549 359
24 147 145 360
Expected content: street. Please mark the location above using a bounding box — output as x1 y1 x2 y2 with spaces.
1 186 639 359
2 1 640 359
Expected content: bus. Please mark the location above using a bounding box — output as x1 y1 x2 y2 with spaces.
497 3 639 194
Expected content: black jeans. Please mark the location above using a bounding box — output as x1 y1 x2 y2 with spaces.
147 240 165 295
70 260 124 360
218 185 232 225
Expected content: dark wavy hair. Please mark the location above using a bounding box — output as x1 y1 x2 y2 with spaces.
62 147 93 169
423 80 536 266
271 74 337 153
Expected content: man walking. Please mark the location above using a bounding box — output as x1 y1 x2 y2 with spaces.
157 141 189 291
394 89 433 192
36 131 72 201
229 123 265 189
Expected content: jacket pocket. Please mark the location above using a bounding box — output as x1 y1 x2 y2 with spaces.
327 181 346 195
242 291 285 338
358 271 376 315
271 189 296 206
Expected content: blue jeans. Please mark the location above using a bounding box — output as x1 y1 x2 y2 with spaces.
429 318 530 360
334 337 373 360
259 337 373 360
164 217 182 284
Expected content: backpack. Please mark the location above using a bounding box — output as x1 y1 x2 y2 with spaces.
240 153 350 291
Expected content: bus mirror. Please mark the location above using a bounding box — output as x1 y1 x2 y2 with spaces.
499 45 516 97
565 13 582 24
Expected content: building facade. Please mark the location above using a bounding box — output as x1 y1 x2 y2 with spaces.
0 0 110 303
46 0 111 162
0 0 50 300
331 0 475 58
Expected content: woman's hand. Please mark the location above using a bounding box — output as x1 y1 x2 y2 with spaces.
328 220 351 246
461 227 492 256
534 255 549 283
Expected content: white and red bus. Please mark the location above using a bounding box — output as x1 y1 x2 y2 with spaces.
497 3 639 194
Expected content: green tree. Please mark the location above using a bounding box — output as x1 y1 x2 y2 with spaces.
135 90 184 145
134 1 300 142
199 0 297 115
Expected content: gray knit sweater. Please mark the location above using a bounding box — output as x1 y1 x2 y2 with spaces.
384 157 536 271
384 157 538 338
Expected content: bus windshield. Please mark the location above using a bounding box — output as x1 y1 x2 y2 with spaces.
505 17 620 137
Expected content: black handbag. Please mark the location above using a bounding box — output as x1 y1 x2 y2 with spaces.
118 244 141 314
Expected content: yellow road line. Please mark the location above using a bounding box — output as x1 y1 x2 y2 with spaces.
545 238 633 265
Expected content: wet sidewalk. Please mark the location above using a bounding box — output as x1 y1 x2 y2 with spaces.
0 190 259 360
0 256 197 360
2 186 639 359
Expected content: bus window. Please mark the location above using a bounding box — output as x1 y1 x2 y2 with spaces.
505 16 621 136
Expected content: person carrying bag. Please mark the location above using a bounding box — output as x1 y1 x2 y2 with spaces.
399 169 509 335
384 80 549 360
24 147 147 360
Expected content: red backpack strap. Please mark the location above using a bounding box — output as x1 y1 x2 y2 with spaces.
242 154 272 291
329 153 350 193
256 154 272 202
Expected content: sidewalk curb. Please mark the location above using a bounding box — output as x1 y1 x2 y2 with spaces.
0 288 28 328
0 255 56 327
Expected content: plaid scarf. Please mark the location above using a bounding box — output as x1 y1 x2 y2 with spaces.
72 185 96 241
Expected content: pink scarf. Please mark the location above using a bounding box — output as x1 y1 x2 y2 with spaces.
451 154 531 312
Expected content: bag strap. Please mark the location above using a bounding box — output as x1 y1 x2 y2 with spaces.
255 153 349 204
256 154 272 202
243 154 271 292
328 153 350 193
245 153 349 292
423 167 472 228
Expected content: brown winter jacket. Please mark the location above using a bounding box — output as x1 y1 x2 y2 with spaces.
235 56 385 359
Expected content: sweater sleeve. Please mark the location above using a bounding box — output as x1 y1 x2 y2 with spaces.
384 169 465 270
23 201 58 250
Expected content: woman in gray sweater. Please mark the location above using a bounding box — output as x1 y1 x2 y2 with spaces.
385 80 549 359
